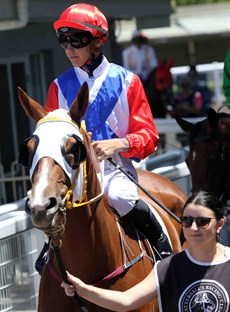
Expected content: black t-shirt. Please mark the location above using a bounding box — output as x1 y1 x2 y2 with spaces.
155 249 230 312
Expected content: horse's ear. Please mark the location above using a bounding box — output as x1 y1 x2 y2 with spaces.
175 116 194 133
18 87 47 122
69 82 89 123
208 107 218 127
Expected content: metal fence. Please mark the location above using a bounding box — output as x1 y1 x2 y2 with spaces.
0 205 43 312
0 161 30 206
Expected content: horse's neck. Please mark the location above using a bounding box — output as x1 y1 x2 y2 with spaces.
82 130 103 200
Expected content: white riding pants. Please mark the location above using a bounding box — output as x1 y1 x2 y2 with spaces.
103 155 139 217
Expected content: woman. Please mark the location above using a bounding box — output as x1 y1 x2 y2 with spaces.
61 191 230 311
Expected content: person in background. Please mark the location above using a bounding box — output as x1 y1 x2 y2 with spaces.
45 3 173 258
188 64 212 113
173 76 204 118
223 49 230 110
173 76 204 146
122 30 158 83
61 191 230 312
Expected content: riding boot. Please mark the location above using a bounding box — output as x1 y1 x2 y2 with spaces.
123 199 174 260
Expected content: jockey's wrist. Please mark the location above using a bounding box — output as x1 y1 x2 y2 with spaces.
116 138 130 153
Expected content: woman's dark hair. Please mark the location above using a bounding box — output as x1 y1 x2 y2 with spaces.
183 191 224 220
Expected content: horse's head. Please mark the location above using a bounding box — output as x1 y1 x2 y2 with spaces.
176 108 225 196
18 83 89 235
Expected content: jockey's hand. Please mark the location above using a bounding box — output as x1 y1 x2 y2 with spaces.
92 138 129 162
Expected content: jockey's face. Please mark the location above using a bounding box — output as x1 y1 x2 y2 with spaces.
64 38 101 68
64 42 92 67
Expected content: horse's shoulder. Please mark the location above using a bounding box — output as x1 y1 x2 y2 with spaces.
102 195 120 219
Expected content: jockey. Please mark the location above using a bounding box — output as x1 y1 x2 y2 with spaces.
45 3 173 259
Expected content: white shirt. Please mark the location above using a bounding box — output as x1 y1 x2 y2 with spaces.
122 44 158 82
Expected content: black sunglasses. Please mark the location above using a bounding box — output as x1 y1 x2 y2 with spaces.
180 216 216 229
58 33 92 49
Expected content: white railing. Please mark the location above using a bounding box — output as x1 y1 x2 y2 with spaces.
0 161 30 205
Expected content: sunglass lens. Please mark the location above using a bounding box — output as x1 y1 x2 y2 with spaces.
180 216 192 228
58 36 68 49
58 33 91 49
180 216 212 228
69 35 82 48
196 217 210 227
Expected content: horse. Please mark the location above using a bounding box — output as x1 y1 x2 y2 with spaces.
18 82 187 312
175 106 230 208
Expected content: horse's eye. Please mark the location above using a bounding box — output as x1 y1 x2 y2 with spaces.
71 142 79 154
61 135 86 169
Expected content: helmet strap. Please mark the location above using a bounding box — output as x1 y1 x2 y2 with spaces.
80 53 103 77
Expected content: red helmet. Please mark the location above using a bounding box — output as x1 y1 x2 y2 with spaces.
54 3 109 44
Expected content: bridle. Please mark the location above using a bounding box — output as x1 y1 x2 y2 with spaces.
27 116 104 312
28 115 104 230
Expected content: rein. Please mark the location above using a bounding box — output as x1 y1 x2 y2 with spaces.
51 239 89 312
42 220 153 293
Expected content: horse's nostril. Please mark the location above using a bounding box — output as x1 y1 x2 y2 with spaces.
25 198 31 215
46 197 57 210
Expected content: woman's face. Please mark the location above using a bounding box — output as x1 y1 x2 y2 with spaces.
182 204 223 246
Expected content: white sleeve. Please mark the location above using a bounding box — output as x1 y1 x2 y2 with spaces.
154 261 163 312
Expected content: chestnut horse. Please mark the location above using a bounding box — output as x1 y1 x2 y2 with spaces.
176 106 230 207
18 83 187 312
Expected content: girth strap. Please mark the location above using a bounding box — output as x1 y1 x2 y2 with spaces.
93 250 146 286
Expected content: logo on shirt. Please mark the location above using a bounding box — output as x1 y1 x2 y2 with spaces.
179 280 229 312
